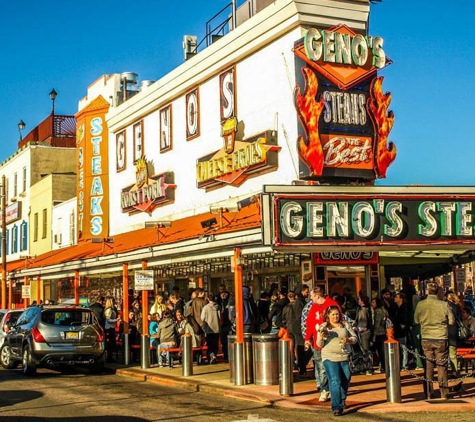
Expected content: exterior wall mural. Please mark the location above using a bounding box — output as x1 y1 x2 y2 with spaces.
293 24 396 181
75 96 110 241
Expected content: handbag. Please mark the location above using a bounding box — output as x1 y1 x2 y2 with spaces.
456 314 471 341
348 334 373 374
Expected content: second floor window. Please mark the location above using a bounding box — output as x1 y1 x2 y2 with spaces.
34 213 39 242
13 173 18 198
22 167 27 193
42 209 47 239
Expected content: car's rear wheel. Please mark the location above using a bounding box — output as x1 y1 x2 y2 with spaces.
0 344 19 369
22 346 37 376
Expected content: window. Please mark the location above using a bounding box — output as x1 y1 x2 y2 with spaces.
42 209 47 239
160 105 172 152
13 173 18 198
70 212 75 245
186 87 200 140
20 221 28 251
34 213 39 242
22 167 27 193
133 121 144 162
116 131 126 172
5 229 9 255
11 225 18 253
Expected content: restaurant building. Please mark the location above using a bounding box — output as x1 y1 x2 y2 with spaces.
6 0 474 308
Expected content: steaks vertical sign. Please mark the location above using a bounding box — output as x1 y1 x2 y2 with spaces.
75 96 110 241
294 24 396 181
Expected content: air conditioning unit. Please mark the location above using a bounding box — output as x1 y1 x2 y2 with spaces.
183 35 197 61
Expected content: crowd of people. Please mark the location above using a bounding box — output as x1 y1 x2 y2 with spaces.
88 281 475 416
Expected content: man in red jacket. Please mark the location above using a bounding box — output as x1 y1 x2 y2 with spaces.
304 286 340 402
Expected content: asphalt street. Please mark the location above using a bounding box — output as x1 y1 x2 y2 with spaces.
0 368 473 422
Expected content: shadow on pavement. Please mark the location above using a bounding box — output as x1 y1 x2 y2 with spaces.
0 390 43 408
0 418 148 422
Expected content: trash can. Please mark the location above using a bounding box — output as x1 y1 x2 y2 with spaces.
228 334 253 384
252 334 279 386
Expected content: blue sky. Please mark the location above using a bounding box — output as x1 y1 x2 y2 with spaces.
1 0 474 186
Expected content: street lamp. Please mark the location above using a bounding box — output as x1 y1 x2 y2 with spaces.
49 88 58 115
18 120 26 141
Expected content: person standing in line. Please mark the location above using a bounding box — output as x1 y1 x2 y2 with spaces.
218 290 232 362
371 297 388 373
394 292 410 370
282 292 305 375
304 286 340 402
201 292 221 364
189 288 207 343
354 294 373 375
445 292 462 378
104 297 120 363
90 295 105 329
317 306 357 417
414 282 454 400
381 288 397 325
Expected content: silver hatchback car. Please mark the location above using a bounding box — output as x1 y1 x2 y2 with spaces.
0 305 105 375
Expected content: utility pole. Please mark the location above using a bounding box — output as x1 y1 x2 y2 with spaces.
1 175 7 308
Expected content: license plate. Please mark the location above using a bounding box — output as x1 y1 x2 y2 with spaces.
65 331 79 339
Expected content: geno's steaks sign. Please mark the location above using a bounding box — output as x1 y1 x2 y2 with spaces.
261 187 475 250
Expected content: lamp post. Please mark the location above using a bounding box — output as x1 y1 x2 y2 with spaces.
49 88 58 115
1 175 7 309
18 120 26 142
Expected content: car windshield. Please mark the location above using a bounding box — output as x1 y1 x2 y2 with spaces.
41 310 93 326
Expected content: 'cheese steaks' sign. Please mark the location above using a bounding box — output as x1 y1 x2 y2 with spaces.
262 190 475 250
196 130 280 190
293 24 396 181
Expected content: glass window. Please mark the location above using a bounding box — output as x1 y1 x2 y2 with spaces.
42 310 92 326
20 221 28 251
34 213 38 242
42 209 47 239
22 167 27 193
13 173 18 198
133 121 144 162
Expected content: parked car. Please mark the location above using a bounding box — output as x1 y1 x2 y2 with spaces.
0 309 24 348
0 305 105 375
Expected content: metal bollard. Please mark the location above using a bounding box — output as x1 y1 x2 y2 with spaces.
279 338 293 396
182 334 193 377
140 335 150 369
123 333 130 366
384 339 401 403
235 342 245 386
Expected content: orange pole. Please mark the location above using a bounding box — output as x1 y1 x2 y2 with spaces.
23 276 28 308
234 247 244 344
123 263 129 333
36 275 41 303
355 276 362 297
8 276 12 309
198 276 203 288
141 260 149 336
74 269 80 305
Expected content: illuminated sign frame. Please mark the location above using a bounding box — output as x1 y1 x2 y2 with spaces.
293 24 396 182
262 189 475 251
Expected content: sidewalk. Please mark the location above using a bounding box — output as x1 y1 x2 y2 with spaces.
107 361 475 413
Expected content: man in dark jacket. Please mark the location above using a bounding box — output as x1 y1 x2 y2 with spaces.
269 291 289 334
283 292 306 374
394 292 409 370
90 296 105 329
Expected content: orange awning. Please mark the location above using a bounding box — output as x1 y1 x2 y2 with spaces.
4 201 261 275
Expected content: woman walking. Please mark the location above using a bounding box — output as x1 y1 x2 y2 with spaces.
317 305 357 416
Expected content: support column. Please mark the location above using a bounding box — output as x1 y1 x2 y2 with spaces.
8 276 12 309
233 247 245 385
23 276 29 308
122 263 130 365
74 269 80 305
36 275 41 304
141 259 150 369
